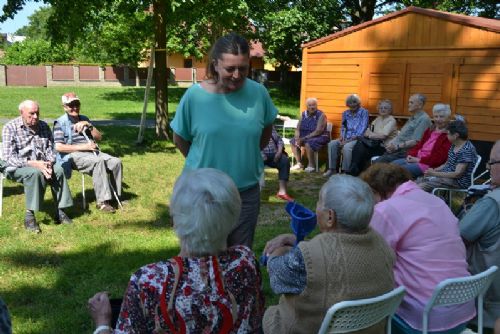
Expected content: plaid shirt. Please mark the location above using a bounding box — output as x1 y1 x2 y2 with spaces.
340 107 369 140
2 116 56 168
261 126 284 156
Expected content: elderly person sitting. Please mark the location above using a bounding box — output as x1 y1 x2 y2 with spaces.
262 174 395 334
361 163 475 334
323 94 369 177
348 99 398 176
88 168 264 334
290 97 330 172
417 120 477 192
391 103 452 178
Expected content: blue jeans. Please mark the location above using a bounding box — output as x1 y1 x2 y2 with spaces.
392 159 424 178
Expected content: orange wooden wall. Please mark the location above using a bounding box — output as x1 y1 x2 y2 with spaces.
300 11 500 142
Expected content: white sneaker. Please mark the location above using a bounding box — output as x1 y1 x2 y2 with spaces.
290 163 303 171
304 166 316 173
323 169 334 177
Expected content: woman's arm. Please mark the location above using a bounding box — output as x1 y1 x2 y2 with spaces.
426 163 468 179
173 132 191 157
260 125 273 150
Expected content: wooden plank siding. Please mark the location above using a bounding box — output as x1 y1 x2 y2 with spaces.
300 7 500 141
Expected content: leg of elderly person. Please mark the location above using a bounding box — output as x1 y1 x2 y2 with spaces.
416 176 459 193
323 140 340 176
48 163 74 209
375 150 406 163
340 140 357 172
392 159 423 179
289 142 303 170
227 184 260 248
103 154 123 197
70 151 119 211
9 167 49 211
304 143 316 172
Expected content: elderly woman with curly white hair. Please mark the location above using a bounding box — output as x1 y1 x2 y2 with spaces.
88 168 264 334
263 174 395 334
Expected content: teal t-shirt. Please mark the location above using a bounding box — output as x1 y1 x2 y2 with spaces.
170 79 278 191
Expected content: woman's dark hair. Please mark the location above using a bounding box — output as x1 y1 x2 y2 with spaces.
447 120 468 140
360 163 411 200
206 32 250 82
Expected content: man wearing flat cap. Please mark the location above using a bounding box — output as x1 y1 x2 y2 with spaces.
53 92 122 213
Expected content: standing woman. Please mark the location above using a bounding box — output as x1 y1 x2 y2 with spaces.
171 33 277 248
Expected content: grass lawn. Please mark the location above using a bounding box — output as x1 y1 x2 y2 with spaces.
0 86 323 333
0 85 300 120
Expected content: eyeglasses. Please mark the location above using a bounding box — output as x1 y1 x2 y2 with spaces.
486 160 500 169
65 101 80 108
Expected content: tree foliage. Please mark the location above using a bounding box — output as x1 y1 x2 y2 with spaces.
2 38 72 64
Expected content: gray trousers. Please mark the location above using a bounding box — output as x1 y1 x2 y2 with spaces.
70 151 122 203
227 184 260 249
327 140 357 171
8 164 73 211
416 176 460 193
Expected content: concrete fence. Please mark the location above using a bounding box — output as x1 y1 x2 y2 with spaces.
0 64 206 87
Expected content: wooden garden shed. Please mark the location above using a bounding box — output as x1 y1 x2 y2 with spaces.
300 6 500 144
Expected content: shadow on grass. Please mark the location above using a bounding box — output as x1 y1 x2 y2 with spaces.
99 87 187 104
2 242 179 334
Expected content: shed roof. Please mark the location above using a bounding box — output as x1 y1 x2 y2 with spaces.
303 6 500 48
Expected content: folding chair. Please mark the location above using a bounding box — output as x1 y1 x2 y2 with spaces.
314 122 333 172
281 119 299 165
422 265 498 334
432 155 482 206
317 286 406 334
80 172 123 210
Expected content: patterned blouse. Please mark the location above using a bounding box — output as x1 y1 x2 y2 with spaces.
441 140 477 188
114 245 264 333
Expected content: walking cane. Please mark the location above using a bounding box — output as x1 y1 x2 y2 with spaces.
81 126 123 209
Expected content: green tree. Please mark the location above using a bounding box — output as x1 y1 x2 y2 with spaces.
14 5 52 38
2 38 73 64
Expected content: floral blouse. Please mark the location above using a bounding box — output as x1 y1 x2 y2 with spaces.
114 245 264 333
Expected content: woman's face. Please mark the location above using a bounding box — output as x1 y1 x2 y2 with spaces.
433 111 450 130
213 53 249 92
378 102 392 116
306 100 318 114
447 130 459 143
347 101 360 112
316 196 333 233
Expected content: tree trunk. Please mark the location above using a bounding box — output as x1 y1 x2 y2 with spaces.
153 0 169 140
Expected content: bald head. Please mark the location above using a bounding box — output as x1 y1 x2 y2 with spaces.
18 100 40 129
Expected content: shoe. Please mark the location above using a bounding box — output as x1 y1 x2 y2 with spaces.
323 169 334 177
276 193 294 202
55 209 73 225
304 166 316 173
24 214 41 233
290 163 303 171
96 201 116 213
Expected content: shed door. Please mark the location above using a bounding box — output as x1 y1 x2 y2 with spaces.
404 63 454 114
365 63 406 115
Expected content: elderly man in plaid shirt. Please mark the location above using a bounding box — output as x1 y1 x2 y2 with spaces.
2 100 73 233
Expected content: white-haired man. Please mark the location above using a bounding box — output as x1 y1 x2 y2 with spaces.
53 92 122 213
2 100 73 233
459 140 500 328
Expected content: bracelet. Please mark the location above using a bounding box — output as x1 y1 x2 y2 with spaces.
93 325 111 334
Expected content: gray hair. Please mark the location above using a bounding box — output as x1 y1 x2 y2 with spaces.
412 93 426 106
170 168 241 256
345 94 361 106
432 103 451 118
306 97 318 105
377 99 393 112
18 100 38 112
319 174 374 232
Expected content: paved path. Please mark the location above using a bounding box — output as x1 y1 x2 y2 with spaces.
0 118 156 128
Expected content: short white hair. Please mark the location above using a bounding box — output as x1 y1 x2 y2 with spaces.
170 168 241 255
412 93 426 106
319 174 374 232
345 94 361 106
306 97 318 105
432 103 451 118
18 100 38 112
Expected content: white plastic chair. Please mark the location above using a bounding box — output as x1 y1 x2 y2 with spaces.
317 286 406 334
314 122 333 172
422 265 498 334
281 119 299 146
432 155 482 206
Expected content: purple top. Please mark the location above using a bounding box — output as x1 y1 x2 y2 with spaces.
341 107 369 140
290 110 330 151
370 181 475 331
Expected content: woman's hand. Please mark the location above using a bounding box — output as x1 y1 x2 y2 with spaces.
264 234 296 255
88 292 112 327
406 155 419 163
425 168 436 176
